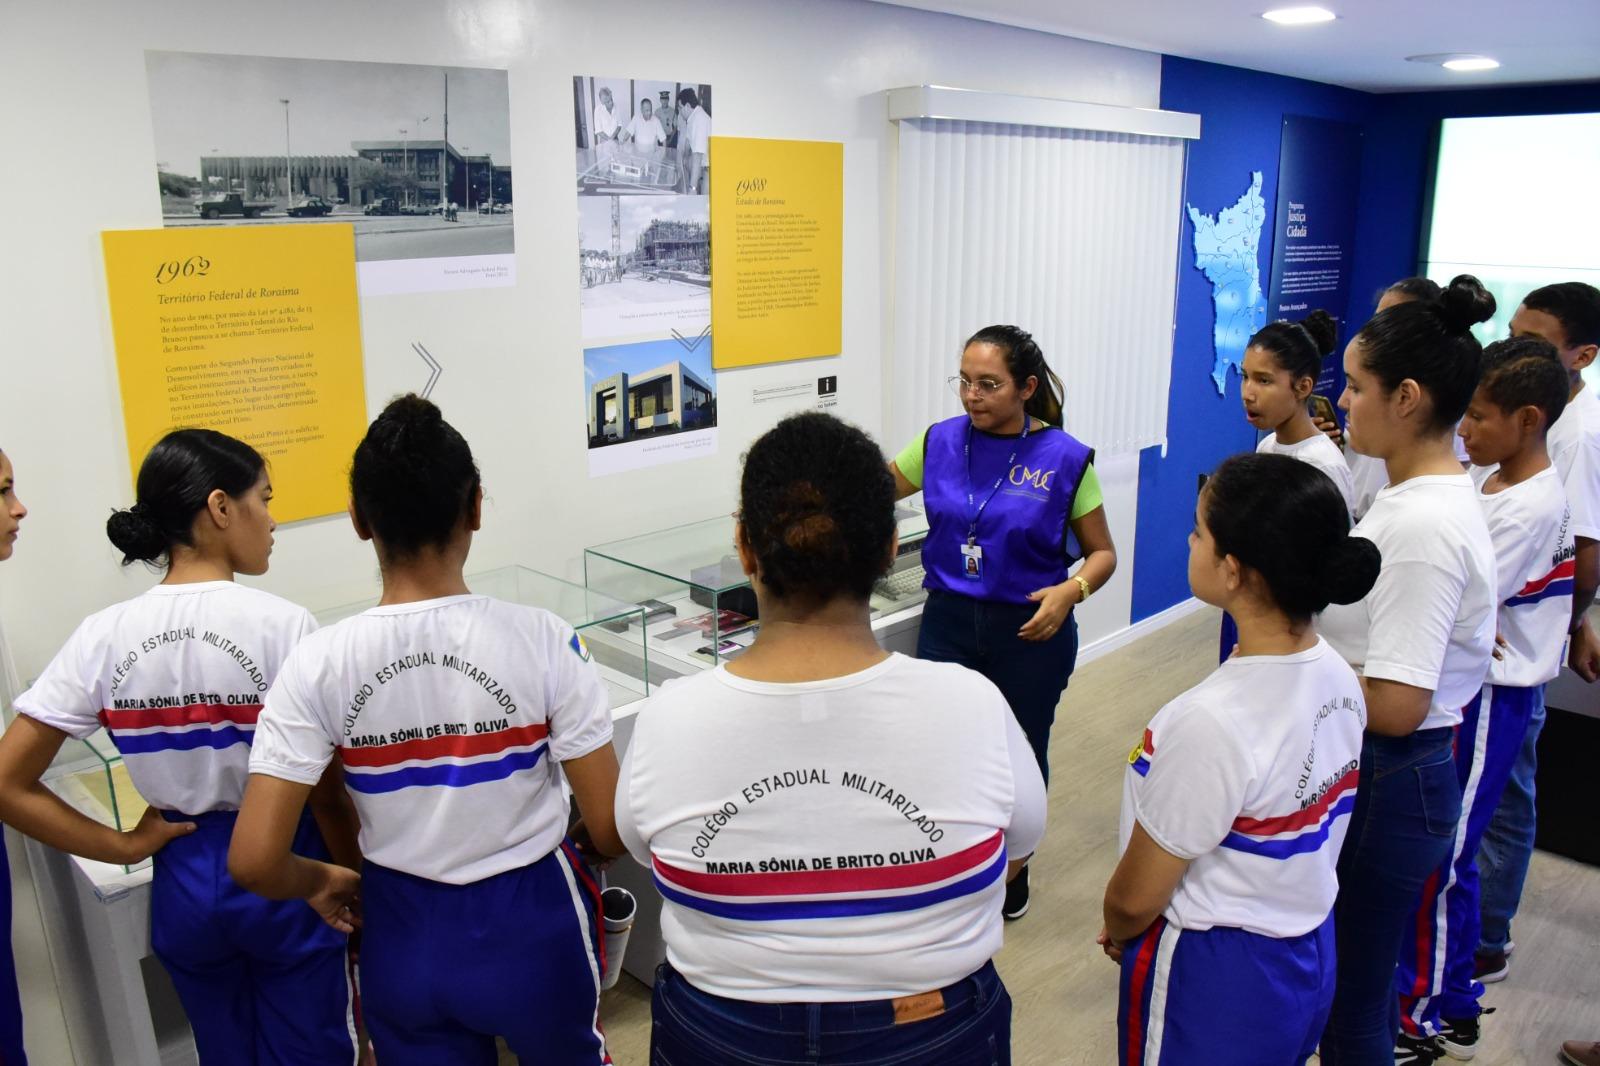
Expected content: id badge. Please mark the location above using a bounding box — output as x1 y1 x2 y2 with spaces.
960 542 983 580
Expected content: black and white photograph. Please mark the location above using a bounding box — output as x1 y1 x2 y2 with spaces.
578 195 710 339
146 51 515 293
573 76 713 196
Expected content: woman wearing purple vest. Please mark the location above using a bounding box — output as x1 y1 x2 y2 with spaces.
891 325 1117 920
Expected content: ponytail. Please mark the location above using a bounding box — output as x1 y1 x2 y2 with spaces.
107 429 265 568
1204 453 1381 620
965 325 1065 428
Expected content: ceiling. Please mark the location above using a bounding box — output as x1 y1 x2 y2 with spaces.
869 0 1600 92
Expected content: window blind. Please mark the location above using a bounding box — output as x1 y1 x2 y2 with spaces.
890 105 1190 457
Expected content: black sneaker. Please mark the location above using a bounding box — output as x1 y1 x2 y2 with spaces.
1473 948 1510 984
1438 1009 1493 1061
1395 1032 1443 1064
1002 864 1030 920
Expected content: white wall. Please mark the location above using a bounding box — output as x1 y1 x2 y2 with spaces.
0 1 1157 1057
0 0 1157 681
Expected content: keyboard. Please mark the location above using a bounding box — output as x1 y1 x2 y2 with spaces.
878 565 926 599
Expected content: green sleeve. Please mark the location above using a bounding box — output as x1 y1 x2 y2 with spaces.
1070 463 1103 521
892 432 926 489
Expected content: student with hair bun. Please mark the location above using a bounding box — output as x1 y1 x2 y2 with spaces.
623 412 1045 1065
890 324 1115 919
1217 310 1357 660
1392 338 1573 1058
1317 275 1500 1065
1243 309 1354 514
1329 279 1450 519
232 395 622 1065
0 429 357 1064
1382 276 1444 306
1103 452 1376 1066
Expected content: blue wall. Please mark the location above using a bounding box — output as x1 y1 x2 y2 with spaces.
1130 57 1370 621
1130 61 1600 623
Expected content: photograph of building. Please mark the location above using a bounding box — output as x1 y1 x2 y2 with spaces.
147 51 514 264
578 195 710 337
585 339 717 449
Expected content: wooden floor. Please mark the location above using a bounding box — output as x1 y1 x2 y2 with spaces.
515 606 1600 1064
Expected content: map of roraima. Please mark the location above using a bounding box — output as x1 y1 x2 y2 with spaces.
1188 171 1268 394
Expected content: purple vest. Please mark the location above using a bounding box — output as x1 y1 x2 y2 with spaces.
921 416 1095 604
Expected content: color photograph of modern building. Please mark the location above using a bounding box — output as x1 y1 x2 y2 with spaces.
585 338 717 449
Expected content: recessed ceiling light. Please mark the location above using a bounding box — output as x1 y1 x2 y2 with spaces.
1262 6 1337 24
1405 53 1501 71
1442 56 1501 71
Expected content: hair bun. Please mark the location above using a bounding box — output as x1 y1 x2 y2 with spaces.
1299 309 1338 356
375 393 444 452
1320 535 1381 606
1438 275 1496 335
106 506 167 564
380 393 444 428
782 511 840 553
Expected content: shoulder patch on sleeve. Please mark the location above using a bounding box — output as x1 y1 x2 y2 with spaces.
1127 728 1154 776
568 632 592 662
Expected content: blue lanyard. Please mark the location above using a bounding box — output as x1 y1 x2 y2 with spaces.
965 419 1029 546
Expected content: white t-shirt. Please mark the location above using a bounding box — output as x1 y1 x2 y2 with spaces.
250 595 612 885
683 105 712 155
1257 432 1356 518
1347 451 1387 522
592 102 620 142
1320 474 1497 730
617 654 1046 1002
1119 639 1364 937
1473 466 1574 687
15 582 315 815
1546 386 1600 542
626 114 664 147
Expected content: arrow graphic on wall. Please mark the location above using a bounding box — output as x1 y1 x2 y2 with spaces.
670 326 711 354
412 342 442 398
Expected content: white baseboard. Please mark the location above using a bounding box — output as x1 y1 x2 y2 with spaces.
1077 597 1207 668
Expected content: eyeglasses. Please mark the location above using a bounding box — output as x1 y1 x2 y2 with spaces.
947 375 1008 396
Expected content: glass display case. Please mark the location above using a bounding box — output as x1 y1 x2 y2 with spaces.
315 564 652 712
42 729 148 874
584 504 931 676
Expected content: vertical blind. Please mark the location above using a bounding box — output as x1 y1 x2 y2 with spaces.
891 117 1188 456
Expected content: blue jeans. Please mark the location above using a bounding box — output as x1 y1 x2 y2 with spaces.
650 960 1011 1065
1321 729 1462 1065
916 589 1078 783
1474 685 1544 954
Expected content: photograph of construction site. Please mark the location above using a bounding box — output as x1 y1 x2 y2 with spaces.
578 194 710 339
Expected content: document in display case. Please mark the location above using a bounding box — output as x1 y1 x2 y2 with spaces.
583 505 930 676
316 564 652 713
